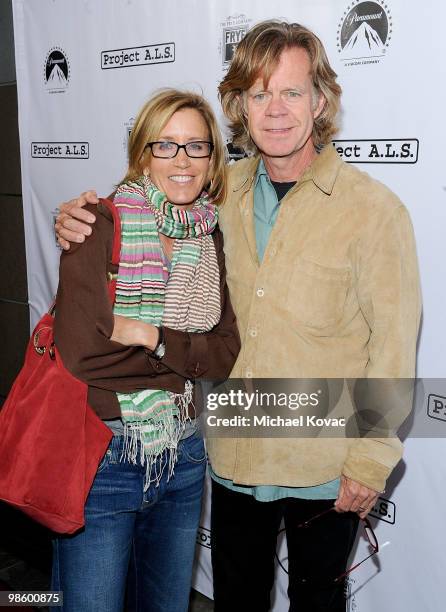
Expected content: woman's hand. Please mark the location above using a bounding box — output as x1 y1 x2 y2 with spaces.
111 315 159 351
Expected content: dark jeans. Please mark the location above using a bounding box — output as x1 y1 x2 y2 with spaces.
52 432 206 612
211 480 359 612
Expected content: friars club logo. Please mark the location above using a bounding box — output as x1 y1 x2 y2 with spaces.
123 117 135 153
44 47 70 93
52 207 62 249
337 1 392 66
226 141 248 164
346 578 357 612
220 14 252 67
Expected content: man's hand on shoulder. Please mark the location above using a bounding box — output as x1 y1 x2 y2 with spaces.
55 190 99 250
335 475 379 519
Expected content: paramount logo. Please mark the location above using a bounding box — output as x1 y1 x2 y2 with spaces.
337 1 392 65
343 21 384 55
44 47 70 93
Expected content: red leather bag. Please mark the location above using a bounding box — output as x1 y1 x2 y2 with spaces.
0 198 120 534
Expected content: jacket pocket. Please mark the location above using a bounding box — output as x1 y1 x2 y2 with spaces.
286 257 351 329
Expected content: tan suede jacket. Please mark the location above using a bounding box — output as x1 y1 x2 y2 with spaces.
206 145 421 492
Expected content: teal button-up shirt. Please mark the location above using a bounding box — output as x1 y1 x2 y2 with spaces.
254 158 282 262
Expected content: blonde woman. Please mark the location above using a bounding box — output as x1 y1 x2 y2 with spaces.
52 89 240 612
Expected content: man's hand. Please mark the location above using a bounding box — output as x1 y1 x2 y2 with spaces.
335 475 379 519
111 315 159 351
55 190 99 250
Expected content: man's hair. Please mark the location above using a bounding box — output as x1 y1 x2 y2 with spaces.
123 88 227 204
219 20 342 153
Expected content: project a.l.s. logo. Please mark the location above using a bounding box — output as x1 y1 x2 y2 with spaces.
337 1 392 66
427 393 446 422
44 47 70 93
196 525 211 549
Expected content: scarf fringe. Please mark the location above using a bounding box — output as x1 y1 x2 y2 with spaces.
120 381 195 491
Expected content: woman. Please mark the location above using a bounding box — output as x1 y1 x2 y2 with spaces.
52 89 240 612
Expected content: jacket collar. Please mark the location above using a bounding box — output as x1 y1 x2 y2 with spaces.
304 144 343 195
231 144 342 197
231 156 260 194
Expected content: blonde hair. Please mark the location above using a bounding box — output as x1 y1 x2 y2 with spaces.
122 89 226 204
219 20 342 153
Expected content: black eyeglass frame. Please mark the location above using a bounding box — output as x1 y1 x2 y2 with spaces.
145 140 214 159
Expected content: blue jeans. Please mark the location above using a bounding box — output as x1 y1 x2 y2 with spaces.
51 431 206 612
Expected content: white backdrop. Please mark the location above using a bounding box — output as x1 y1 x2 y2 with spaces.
12 1 446 610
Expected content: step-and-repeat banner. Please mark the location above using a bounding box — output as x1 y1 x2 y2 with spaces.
12 1 446 610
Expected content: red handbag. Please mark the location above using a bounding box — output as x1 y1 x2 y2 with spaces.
0 198 120 534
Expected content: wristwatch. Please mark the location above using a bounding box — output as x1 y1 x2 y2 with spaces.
152 326 166 360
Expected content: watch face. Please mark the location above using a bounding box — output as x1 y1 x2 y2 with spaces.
155 343 166 359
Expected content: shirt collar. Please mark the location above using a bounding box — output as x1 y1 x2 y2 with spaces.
255 157 269 186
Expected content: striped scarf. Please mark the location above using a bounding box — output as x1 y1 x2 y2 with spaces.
113 176 220 489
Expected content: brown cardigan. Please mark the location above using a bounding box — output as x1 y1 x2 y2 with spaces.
54 203 241 419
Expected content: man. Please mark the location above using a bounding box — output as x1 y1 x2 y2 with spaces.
56 21 421 612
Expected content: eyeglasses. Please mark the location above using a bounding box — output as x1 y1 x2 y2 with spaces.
275 508 379 587
145 141 213 158
296 507 379 585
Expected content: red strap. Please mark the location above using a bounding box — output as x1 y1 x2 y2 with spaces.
99 198 121 304
99 197 121 266
107 279 117 305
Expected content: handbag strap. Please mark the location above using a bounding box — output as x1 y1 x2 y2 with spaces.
99 198 121 304
99 198 121 267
